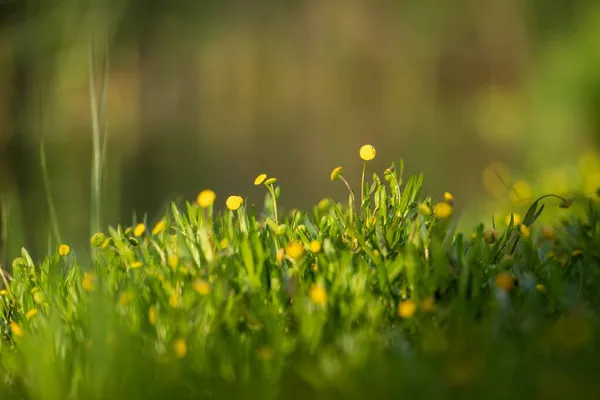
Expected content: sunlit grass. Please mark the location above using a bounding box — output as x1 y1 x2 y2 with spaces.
1 145 600 399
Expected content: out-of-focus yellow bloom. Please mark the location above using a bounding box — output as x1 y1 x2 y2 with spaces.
148 306 157 326
133 223 146 237
174 338 187 358
519 224 530 238
495 272 514 292
286 241 305 260
572 249 583 257
197 189 216 208
152 220 166 235
10 322 23 337
509 180 533 203
254 173 267 185
330 166 343 181
398 299 417 318
443 192 454 205
276 248 285 265
434 203 453 219
169 294 179 308
168 254 179 269
130 261 143 269
309 240 321 253
82 272 96 291
541 225 555 240
58 244 71 256
193 279 212 295
505 213 521 226
536 284 546 292
226 195 244 211
25 308 38 320
309 285 327 305
220 238 229 248
119 290 136 305
359 145 376 161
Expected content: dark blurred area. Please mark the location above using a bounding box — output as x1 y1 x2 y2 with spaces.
1 0 600 262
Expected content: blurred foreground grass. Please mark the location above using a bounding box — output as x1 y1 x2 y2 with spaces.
1 146 600 399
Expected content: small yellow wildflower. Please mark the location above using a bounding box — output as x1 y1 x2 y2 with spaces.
264 177 277 185
505 213 521 226
10 322 24 337
82 272 96 291
366 215 377 229
174 338 187 358
152 220 166 235
58 244 71 256
572 249 583 257
130 261 143 269
25 308 38 320
220 238 229 248
312 263 319 272
226 195 244 211
148 306 157 326
286 241 305 260
398 299 417 318
519 224 530 238
434 202 453 219
418 203 431 216
309 240 322 253
536 284 546 292
420 297 436 313
254 173 268 185
119 291 136 305
443 192 454 205
168 254 179 269
309 285 328 305
330 166 343 181
133 223 146 237
495 272 514 292
197 189 216 208
193 279 212 295
359 144 376 161
33 291 45 304
0 289 8 297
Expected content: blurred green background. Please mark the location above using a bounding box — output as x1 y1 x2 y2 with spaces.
1 0 600 262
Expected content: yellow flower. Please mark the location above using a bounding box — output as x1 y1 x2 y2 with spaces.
197 189 216 208
505 213 521 226
25 308 38 320
286 241 305 260
309 285 327 305
420 297 436 313
309 240 322 253
226 195 244 211
536 284 546 292
359 144 376 161
58 244 71 256
398 299 417 318
330 166 343 181
264 177 277 185
130 261 143 269
418 203 432 216
174 338 187 359
0 289 8 297
193 279 212 295
133 223 146 237
10 322 24 337
152 220 166 235
434 202 453 219
443 192 454 205
168 254 179 270
119 290 136 305
519 224 530 238
366 215 377 229
509 180 533 203
220 238 229 248
495 272 514 292
168 293 180 308
148 306 157 326
82 272 96 291
254 174 268 185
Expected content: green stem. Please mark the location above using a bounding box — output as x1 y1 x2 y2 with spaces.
361 162 366 206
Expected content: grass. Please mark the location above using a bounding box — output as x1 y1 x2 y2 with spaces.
1 148 600 400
